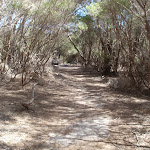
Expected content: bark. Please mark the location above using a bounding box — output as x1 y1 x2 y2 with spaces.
68 35 86 63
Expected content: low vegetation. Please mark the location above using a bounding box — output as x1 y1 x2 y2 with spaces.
0 0 150 93
0 1 150 149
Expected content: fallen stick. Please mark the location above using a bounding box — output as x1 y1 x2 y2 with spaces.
21 83 36 109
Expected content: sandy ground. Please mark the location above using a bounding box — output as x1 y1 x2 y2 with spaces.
0 65 150 150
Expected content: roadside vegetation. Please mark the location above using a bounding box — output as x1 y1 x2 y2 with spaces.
0 0 150 93
0 1 150 149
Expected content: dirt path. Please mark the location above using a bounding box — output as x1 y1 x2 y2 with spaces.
0 65 150 150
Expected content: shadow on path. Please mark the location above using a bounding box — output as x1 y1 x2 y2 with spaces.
0 65 150 150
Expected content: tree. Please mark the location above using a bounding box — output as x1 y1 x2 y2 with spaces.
0 0 79 86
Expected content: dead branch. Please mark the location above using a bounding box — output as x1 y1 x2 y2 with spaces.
21 83 36 109
75 138 150 149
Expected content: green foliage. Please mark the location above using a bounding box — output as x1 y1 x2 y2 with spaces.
11 0 23 10
0 0 80 85
86 2 101 16
1 0 150 90
77 22 88 30
80 15 94 24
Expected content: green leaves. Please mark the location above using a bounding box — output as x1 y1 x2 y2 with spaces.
86 2 101 16
11 0 23 10
80 15 94 25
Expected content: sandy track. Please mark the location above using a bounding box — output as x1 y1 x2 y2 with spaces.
0 65 150 150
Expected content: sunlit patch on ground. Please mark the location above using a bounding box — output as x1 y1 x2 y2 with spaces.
0 116 34 145
49 116 111 147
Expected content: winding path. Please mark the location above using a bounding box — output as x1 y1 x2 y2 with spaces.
49 65 150 150
0 65 150 150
